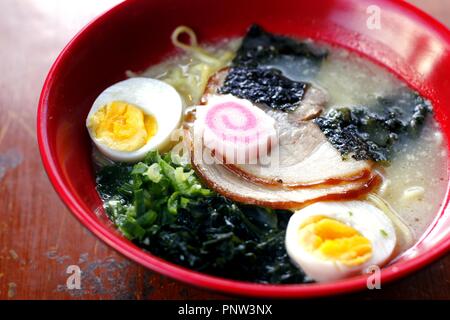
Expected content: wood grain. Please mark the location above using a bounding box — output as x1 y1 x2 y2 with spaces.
0 0 448 300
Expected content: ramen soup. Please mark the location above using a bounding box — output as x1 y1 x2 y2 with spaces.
88 25 448 284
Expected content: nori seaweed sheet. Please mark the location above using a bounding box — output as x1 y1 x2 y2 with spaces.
219 66 308 111
219 24 327 111
232 24 328 68
314 91 432 162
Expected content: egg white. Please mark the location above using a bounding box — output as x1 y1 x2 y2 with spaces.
86 77 183 162
285 201 396 282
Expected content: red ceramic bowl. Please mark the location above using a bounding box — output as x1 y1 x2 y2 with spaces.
38 0 450 298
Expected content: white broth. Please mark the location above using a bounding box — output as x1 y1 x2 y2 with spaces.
129 37 448 255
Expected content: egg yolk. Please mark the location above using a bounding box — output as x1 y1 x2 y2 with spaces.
89 101 158 152
297 216 372 266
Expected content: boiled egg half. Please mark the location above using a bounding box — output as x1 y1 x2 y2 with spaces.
286 201 396 282
86 78 183 162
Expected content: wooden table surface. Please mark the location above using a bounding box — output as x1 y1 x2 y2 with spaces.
0 0 449 300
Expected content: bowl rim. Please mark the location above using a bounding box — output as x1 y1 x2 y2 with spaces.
37 0 450 298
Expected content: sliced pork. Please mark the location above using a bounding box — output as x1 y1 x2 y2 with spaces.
225 121 372 188
192 157 379 209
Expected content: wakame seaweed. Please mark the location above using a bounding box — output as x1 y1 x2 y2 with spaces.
219 24 327 111
96 151 309 284
315 91 432 162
